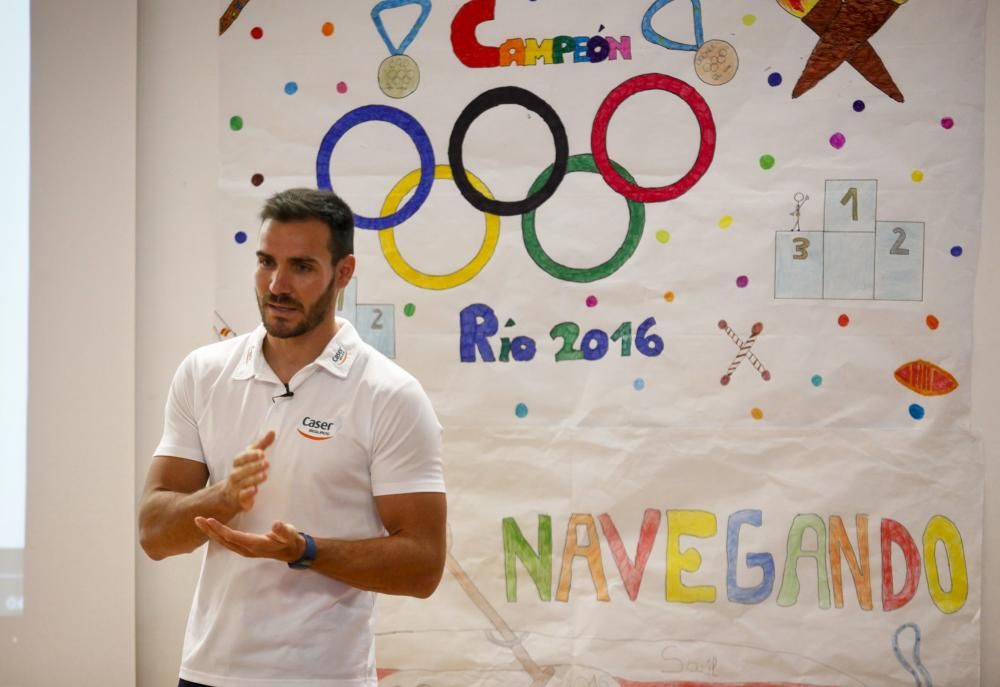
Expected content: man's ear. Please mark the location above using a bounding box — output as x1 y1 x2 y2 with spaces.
335 255 356 289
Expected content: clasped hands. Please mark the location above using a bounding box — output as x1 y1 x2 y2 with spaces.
193 431 307 564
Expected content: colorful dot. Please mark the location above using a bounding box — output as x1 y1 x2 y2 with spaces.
586 295 598 308
926 314 940 330
284 81 298 95
336 81 348 94
251 173 264 186
767 72 783 87
829 132 846 149
911 170 924 183
234 231 247 244
951 245 963 257
655 229 671 244
759 154 775 170
742 14 757 26
229 116 244 131
663 291 675 303
941 116 954 130
515 403 528 418
719 215 733 229
250 26 263 40
322 22 335 36
909 403 925 420
403 303 416 317
852 99 866 113
633 378 646 391
736 275 749 288
811 374 823 387
838 314 850 327
750 408 764 420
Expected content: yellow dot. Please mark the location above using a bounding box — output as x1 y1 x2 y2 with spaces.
743 14 757 26
911 170 924 183
322 22 335 36
719 215 733 229
663 291 675 302
751 407 764 420
656 229 671 244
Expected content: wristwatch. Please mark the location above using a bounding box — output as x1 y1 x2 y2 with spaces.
288 532 316 569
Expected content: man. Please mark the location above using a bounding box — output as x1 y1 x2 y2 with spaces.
139 188 446 687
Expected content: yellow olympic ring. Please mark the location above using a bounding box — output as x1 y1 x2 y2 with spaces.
378 165 500 290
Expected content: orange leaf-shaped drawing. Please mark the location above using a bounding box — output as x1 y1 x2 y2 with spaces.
894 359 959 396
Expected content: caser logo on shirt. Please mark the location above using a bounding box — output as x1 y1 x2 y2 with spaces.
297 416 338 441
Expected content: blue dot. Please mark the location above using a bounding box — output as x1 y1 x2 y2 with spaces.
633 378 645 391
515 403 528 418
767 72 783 87
284 81 299 95
909 403 926 420
950 245 963 257
853 99 865 112
811 375 823 387
234 231 247 244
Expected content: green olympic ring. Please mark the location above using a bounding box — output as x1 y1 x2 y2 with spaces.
521 153 645 283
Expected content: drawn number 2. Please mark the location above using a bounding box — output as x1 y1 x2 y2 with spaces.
889 227 910 256
792 237 810 260
371 308 384 330
840 187 859 221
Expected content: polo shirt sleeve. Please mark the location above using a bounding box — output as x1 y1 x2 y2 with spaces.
153 352 206 462
370 379 445 496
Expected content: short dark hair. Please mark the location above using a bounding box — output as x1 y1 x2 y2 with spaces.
260 188 354 263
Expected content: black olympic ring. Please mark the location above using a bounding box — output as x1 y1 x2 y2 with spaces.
447 85 570 217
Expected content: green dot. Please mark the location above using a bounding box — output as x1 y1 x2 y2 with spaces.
655 229 671 244
743 14 757 26
759 154 775 170
229 116 244 131
403 303 416 317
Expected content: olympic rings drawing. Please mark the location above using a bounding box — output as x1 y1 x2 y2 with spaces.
378 165 501 290
315 73 715 286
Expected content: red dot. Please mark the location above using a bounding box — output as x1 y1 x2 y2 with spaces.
250 26 263 39
838 314 850 327
251 173 264 186
926 315 940 330
336 81 348 94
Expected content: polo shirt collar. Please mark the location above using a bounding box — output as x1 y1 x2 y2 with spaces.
313 318 361 379
231 319 360 382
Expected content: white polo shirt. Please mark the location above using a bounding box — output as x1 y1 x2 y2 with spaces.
154 319 445 687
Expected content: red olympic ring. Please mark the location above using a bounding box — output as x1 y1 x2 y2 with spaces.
591 73 717 203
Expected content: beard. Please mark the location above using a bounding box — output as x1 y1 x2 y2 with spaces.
257 275 337 339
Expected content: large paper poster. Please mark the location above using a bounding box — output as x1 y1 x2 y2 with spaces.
217 1 985 684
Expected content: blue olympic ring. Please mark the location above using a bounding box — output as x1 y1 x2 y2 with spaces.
316 104 435 230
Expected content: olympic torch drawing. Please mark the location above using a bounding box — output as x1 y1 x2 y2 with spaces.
777 0 906 102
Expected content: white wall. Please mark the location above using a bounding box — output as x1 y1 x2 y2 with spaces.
0 1 137 685
973 0 1000 683
125 0 994 684
134 1 216 683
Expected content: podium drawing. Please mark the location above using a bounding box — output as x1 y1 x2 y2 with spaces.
774 180 925 301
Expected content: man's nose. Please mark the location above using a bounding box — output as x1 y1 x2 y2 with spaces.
269 268 291 293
